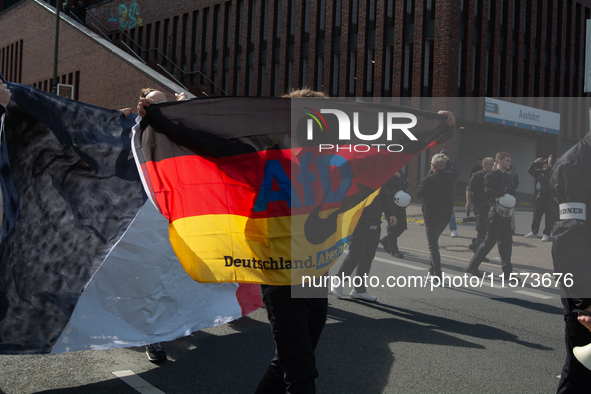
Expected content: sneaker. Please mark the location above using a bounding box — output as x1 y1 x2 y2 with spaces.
451 230 458 238
500 273 520 285
350 290 377 302
145 343 167 362
379 239 391 254
541 234 550 242
524 232 538 238
424 272 442 283
392 251 404 259
465 267 482 277
332 282 343 298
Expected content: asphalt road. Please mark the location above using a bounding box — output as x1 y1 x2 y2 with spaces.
0 242 566 394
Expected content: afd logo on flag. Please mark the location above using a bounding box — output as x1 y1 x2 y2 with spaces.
303 107 418 153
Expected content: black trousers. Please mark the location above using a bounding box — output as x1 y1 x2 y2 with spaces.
473 203 490 247
380 210 407 253
425 221 447 277
531 194 554 236
467 211 513 274
338 222 381 293
256 285 328 394
556 298 591 394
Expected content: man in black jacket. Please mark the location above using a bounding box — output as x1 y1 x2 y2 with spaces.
525 155 554 241
465 152 516 278
416 153 453 280
379 171 410 259
465 157 494 256
551 132 591 394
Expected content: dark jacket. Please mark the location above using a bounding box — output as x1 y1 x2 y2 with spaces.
416 169 453 224
507 164 519 190
0 105 4 117
381 171 410 219
527 161 551 197
467 170 488 206
484 169 516 203
357 184 390 225
550 131 591 308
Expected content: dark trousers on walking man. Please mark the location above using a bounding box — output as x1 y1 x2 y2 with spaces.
380 209 407 257
338 223 381 294
256 285 328 394
466 211 513 276
425 222 448 277
531 194 553 236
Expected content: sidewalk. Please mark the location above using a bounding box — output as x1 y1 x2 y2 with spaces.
386 203 554 274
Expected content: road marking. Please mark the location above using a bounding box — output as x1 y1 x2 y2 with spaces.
112 370 166 394
374 256 424 270
513 290 554 300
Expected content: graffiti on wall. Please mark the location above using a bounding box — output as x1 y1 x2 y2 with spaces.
108 0 143 29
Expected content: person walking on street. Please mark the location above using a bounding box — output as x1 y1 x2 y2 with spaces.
379 170 411 259
524 155 554 242
465 157 494 261
507 163 519 234
465 152 517 279
470 158 482 177
256 88 329 394
332 181 396 302
550 131 591 393
416 153 453 281
440 150 459 237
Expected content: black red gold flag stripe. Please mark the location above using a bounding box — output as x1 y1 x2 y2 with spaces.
132 97 452 285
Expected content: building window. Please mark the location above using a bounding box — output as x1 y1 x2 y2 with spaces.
316 55 324 92
172 16 179 71
202 8 209 87
318 0 326 39
348 51 357 96
145 23 152 62
405 0 415 24
154 21 160 61
368 0 376 31
366 48 374 96
190 12 198 85
422 40 433 96
350 0 359 34
425 0 435 20
383 45 393 94
332 53 340 96
334 0 342 36
402 42 413 96
385 0 394 27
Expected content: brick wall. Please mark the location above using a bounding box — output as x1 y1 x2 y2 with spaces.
0 0 180 110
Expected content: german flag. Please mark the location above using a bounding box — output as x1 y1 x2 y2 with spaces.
132 97 452 285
